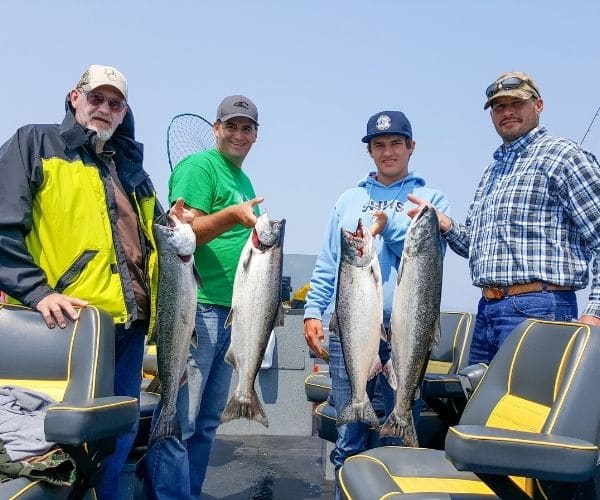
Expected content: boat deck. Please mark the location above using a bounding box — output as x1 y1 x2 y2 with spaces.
202 434 334 499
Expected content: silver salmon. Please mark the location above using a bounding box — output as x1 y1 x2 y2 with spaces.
380 205 443 445
221 213 286 427
331 219 385 428
148 215 198 445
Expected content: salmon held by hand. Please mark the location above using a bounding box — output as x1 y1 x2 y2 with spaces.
380 205 443 446
221 213 286 427
330 218 386 428
149 215 198 445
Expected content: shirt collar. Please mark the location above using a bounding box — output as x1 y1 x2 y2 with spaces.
493 126 547 160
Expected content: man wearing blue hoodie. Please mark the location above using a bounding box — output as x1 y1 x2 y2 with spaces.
304 110 449 496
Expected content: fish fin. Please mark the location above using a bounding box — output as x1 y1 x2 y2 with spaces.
367 355 382 381
370 265 380 285
193 265 203 288
274 303 285 328
328 311 339 335
221 390 269 428
185 360 202 427
432 317 441 348
190 328 198 349
379 410 419 447
224 309 234 329
148 406 182 446
224 346 238 369
337 397 380 428
241 248 252 270
382 359 397 391
380 324 388 342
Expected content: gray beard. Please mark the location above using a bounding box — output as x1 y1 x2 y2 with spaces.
93 127 116 142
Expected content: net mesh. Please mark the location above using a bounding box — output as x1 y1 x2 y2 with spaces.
167 113 216 170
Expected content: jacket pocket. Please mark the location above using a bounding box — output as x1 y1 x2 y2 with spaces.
54 250 100 293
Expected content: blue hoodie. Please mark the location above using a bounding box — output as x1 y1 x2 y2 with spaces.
304 171 449 326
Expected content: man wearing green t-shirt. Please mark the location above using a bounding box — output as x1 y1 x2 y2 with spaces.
145 95 262 499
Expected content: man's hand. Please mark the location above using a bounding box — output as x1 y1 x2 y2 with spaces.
370 209 387 237
36 293 88 329
169 198 197 224
235 197 264 228
577 314 600 327
304 318 327 359
406 194 452 232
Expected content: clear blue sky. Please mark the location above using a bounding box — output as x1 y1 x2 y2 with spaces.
2 0 599 312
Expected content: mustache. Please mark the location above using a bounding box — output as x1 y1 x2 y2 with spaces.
91 114 112 125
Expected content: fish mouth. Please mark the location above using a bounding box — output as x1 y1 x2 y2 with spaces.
413 205 429 223
354 218 365 239
252 227 274 251
342 219 367 259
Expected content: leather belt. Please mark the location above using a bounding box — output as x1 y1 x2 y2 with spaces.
482 281 574 300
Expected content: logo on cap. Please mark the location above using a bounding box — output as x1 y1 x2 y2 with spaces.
104 68 119 82
234 101 249 110
376 115 392 131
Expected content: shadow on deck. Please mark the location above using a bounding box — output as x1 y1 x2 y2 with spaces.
202 434 334 500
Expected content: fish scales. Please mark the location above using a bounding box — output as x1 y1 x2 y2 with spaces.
148 217 198 445
221 213 286 427
380 205 443 446
331 219 384 428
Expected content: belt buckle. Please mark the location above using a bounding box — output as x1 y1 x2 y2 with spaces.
485 287 505 300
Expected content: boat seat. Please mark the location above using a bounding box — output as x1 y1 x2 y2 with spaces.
305 372 332 403
134 345 160 448
339 319 600 499
308 311 474 449
0 304 138 499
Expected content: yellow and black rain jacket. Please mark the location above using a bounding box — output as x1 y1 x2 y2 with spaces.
0 99 161 333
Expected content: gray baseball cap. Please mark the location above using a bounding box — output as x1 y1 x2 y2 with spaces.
216 95 259 125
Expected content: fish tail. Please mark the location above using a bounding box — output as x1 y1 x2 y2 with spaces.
337 398 380 428
148 408 180 446
220 390 269 428
379 410 419 447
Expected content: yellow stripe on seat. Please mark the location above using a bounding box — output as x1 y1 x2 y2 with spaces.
393 476 495 495
425 360 452 374
0 380 68 401
486 394 550 433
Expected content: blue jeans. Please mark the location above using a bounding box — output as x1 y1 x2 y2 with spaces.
95 320 147 500
330 334 411 499
144 303 233 499
469 291 578 365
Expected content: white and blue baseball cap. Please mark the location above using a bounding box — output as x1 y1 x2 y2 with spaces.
361 110 412 143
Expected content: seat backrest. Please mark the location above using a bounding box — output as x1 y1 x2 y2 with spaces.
426 311 474 375
460 319 600 444
0 304 115 402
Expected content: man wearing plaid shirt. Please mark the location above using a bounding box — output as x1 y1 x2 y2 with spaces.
409 71 600 364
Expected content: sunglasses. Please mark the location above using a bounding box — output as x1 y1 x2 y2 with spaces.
79 89 127 113
485 77 539 100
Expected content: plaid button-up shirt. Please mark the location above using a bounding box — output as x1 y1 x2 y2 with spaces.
444 126 600 316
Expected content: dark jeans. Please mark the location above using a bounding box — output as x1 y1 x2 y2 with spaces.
469 291 578 365
144 303 233 499
95 320 147 499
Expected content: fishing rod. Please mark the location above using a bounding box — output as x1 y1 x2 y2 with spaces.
580 106 600 145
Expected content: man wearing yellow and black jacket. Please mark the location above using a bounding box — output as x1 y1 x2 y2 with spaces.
0 64 161 499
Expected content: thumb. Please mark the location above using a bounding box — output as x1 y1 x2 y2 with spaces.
172 198 185 210
406 193 429 206
250 196 265 207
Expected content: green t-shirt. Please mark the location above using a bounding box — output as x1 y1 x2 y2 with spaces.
168 148 259 307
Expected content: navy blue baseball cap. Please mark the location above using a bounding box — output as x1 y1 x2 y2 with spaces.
361 111 412 143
